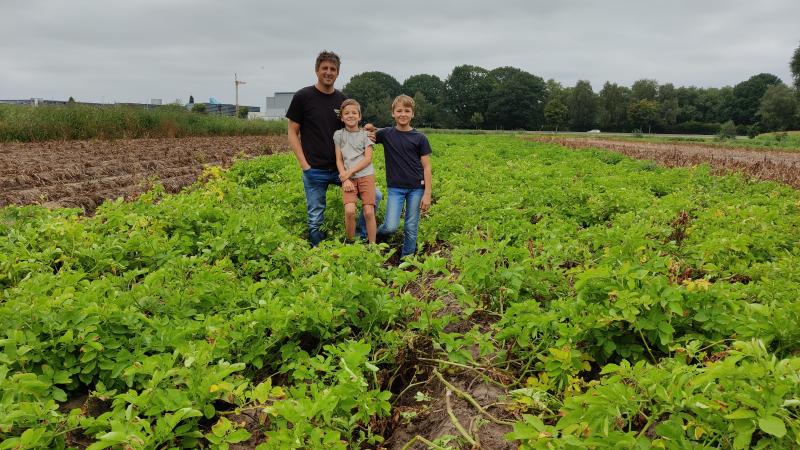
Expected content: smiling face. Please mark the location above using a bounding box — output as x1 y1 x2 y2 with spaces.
315 60 339 92
341 104 361 130
392 104 414 130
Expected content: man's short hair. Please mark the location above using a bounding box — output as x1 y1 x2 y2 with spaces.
340 99 361 114
392 94 415 111
315 51 341 70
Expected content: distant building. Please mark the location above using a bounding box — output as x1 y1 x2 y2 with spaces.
265 92 294 120
192 103 261 117
0 98 260 117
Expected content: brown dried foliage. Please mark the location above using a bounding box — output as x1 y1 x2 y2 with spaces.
531 137 800 189
1 135 289 212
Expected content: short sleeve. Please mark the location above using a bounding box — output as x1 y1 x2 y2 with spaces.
360 131 372 150
375 127 386 144
285 90 303 123
332 129 342 148
418 134 432 156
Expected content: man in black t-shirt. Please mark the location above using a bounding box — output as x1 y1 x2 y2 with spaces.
286 51 381 246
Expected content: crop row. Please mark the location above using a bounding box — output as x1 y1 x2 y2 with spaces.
1 135 799 448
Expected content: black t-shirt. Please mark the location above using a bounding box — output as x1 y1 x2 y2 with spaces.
375 127 432 188
285 86 346 170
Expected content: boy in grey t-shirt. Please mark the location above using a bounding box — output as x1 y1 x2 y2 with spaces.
334 99 377 243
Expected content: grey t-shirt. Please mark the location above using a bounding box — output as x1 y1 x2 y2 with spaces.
333 128 375 178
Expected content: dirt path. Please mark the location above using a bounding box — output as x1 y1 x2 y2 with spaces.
532 137 800 189
0 135 290 211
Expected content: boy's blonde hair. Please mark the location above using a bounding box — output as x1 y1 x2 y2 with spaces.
340 99 362 115
391 94 415 111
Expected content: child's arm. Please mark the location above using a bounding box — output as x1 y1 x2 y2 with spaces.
335 144 346 178
335 144 355 191
343 144 373 178
420 154 432 212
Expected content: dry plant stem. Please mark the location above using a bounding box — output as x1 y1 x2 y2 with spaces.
445 390 478 447
392 377 432 406
419 357 509 388
432 369 514 426
400 435 449 450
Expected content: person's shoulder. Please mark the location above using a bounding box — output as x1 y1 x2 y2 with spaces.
294 85 316 96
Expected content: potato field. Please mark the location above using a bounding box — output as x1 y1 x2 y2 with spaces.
1 134 799 449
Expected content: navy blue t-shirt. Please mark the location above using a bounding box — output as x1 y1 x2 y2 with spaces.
375 127 432 189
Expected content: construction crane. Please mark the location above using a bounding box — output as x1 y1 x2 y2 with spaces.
235 73 247 118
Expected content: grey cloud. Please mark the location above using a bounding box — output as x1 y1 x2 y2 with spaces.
1 0 798 106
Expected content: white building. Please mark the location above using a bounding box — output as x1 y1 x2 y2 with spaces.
265 92 294 120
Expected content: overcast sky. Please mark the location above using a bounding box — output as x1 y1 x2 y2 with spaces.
2 0 798 108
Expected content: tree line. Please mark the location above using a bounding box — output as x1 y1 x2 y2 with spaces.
343 43 800 135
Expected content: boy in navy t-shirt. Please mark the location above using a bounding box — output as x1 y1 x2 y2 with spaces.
372 94 432 258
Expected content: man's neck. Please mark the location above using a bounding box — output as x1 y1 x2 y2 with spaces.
394 124 413 132
314 82 335 94
345 125 359 132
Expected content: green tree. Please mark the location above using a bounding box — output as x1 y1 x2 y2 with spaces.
757 84 798 131
544 99 569 131
568 80 597 131
628 99 659 133
484 67 546 130
238 106 249 119
443 65 492 128
630 79 658 101
363 96 393 127
343 71 402 122
598 82 629 131
791 42 800 92
731 73 783 125
658 83 679 128
412 92 437 128
67 96 76 103
717 120 737 139
470 111 484 129
403 74 445 104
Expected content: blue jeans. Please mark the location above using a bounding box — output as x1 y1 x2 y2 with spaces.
301 168 382 246
377 187 424 258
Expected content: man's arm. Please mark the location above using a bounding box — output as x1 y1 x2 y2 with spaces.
420 154 432 212
287 119 310 170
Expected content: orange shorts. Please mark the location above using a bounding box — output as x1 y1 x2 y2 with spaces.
342 174 376 206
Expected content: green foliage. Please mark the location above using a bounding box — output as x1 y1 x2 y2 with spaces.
628 99 659 133
443 65 493 128
757 83 799 131
403 74 445 105
0 104 285 142
790 42 800 92
2 134 800 447
484 67 547 130
342 71 402 124
544 99 569 132
732 73 784 125
568 80 598 131
191 103 207 114
717 120 737 139
598 82 630 132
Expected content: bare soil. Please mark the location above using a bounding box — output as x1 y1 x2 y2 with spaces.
0 135 289 211
532 137 800 189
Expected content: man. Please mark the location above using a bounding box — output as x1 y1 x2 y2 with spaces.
286 50 381 246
